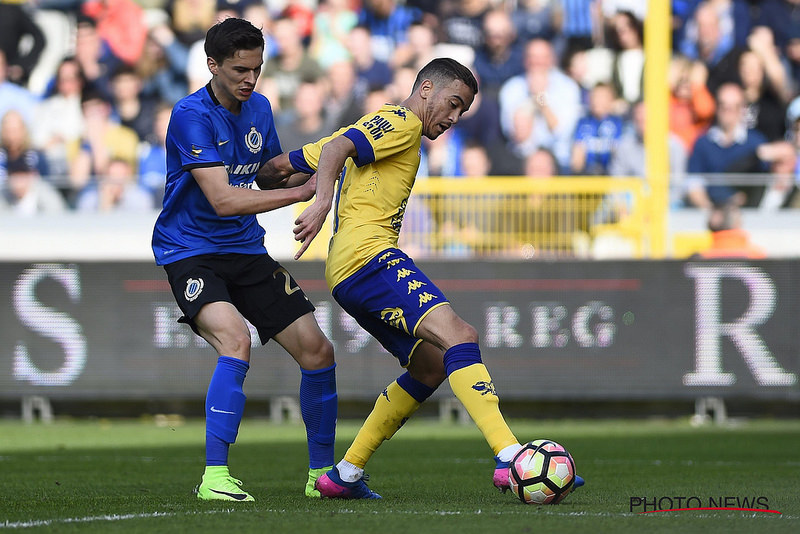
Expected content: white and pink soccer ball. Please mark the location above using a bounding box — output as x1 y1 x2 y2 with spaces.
508 439 576 505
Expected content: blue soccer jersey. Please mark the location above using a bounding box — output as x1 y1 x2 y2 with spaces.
152 84 282 265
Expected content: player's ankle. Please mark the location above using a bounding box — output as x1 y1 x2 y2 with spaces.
336 459 364 482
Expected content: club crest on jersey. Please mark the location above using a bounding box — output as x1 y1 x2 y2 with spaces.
245 126 262 154
184 277 204 302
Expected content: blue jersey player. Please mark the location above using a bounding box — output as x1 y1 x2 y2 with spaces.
152 18 337 501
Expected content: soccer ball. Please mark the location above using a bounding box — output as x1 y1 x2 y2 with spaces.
509 439 576 505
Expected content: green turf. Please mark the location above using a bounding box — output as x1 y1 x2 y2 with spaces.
1 418 798 533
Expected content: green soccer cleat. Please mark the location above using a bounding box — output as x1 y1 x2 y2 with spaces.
196 466 255 502
305 466 333 498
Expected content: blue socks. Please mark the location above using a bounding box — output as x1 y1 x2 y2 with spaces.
396 371 436 403
300 364 337 469
443 342 482 376
205 356 249 466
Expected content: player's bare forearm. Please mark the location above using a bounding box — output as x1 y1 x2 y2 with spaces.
256 152 296 189
292 135 357 259
194 165 315 216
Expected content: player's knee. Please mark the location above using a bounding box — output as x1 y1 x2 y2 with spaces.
458 322 479 344
303 335 335 370
228 329 252 357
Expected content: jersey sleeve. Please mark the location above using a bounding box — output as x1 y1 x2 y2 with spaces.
168 106 223 170
290 107 418 173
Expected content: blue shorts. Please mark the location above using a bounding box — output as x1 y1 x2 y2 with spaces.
332 248 449 366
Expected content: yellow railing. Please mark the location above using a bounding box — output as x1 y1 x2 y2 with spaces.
398 176 649 259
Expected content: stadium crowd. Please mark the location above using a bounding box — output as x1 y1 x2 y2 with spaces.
1 0 800 216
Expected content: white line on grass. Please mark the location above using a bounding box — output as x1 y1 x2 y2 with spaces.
1 508 795 529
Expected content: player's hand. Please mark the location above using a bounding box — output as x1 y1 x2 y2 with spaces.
293 199 330 260
297 174 317 201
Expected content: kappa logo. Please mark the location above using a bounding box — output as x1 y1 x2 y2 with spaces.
184 277 204 302
396 268 416 281
245 126 262 154
407 280 427 294
471 380 497 396
386 257 405 269
417 292 438 307
377 251 395 263
390 108 407 120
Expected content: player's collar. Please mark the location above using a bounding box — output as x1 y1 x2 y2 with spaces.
205 83 221 106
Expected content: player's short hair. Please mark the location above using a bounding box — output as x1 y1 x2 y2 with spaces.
412 58 479 96
204 17 264 64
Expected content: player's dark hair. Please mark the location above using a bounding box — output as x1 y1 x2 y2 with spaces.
412 58 478 96
204 17 264 64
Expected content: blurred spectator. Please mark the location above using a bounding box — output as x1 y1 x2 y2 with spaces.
608 10 644 108
555 0 603 55
74 15 122 101
169 0 218 46
140 18 190 105
281 0 316 44
386 64 417 103
752 0 800 91
678 1 745 95
276 80 330 150
738 49 787 142
686 82 769 208
32 57 85 180
0 0 46 85
0 110 49 187
669 55 716 153
309 0 358 70
346 25 394 101
451 80 513 175
570 82 624 175
185 2 242 92
511 0 557 43
322 60 364 131
695 201 766 258
259 16 323 116
68 86 139 194
608 100 688 210
81 0 147 66
242 1 279 62
138 102 170 203
0 49 39 128
679 0 751 61
405 22 438 71
0 157 66 216
110 65 157 141
498 38 582 171
420 127 465 177
357 0 423 67
460 140 492 177
438 0 492 49
610 100 688 180
745 26 793 104
75 157 153 212
473 9 525 97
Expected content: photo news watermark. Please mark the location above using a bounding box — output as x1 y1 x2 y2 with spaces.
629 496 781 514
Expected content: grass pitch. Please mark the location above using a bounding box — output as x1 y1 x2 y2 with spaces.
1 417 798 533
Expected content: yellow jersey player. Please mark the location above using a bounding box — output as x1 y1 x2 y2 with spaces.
264 58 583 498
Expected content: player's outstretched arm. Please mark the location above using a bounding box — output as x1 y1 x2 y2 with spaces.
293 135 357 259
256 152 299 189
194 165 316 216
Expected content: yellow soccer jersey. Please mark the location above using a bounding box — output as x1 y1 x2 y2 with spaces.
294 104 423 289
